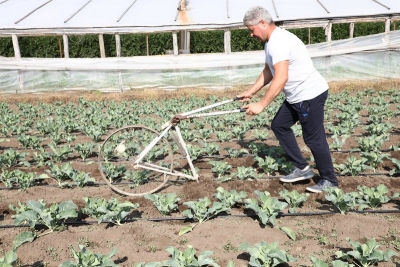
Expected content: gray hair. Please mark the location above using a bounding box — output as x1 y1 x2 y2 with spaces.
243 6 273 26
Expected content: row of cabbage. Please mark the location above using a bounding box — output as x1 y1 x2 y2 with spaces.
1 151 399 191
2 237 397 267
1 89 400 189
2 184 399 266
0 90 399 141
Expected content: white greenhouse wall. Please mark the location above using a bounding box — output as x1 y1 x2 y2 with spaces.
0 30 400 93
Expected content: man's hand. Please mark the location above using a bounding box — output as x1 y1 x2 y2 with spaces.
236 91 253 102
241 102 265 116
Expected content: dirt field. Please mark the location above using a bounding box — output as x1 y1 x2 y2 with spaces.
0 81 399 266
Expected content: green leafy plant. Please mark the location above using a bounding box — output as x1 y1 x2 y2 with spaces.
324 187 357 214
368 109 396 123
145 193 181 216
74 143 96 161
279 189 309 213
59 245 119 267
329 134 350 151
187 144 203 161
200 142 220 156
216 131 231 142
248 142 269 156
81 125 106 142
276 157 294 175
390 143 400 151
209 161 232 179
249 116 269 128
101 163 127 183
235 166 260 180
231 126 247 140
180 197 229 235
33 147 52 166
145 146 167 162
46 162 75 188
17 133 44 149
309 256 354 267
279 226 296 241
356 135 387 152
0 169 48 190
335 112 360 125
81 197 139 225
224 147 249 158
291 123 302 137
70 171 96 188
360 151 390 172
13 231 36 250
244 190 287 227
335 237 397 267
389 158 400 176
213 186 247 209
0 149 30 167
250 129 269 140
49 131 65 144
35 117 58 135
64 133 77 144
334 156 368 176
48 143 73 162
353 184 391 210
163 245 219 267
9 199 78 234
364 123 393 136
122 169 151 189
238 241 296 267
255 156 279 176
198 128 213 141
181 128 197 142
326 124 353 136
0 250 18 267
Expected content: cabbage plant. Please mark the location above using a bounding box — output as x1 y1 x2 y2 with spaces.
239 241 296 267
244 190 287 227
145 193 181 216
335 238 397 267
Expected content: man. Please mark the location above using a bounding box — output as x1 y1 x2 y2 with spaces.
237 6 338 193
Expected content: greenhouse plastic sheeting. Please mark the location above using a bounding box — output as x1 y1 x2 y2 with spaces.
0 30 400 93
1 0 399 35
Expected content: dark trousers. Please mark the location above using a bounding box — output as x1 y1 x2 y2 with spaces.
271 90 338 185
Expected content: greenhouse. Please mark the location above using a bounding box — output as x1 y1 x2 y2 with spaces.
0 0 400 92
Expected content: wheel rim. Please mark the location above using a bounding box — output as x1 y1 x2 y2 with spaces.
98 125 174 196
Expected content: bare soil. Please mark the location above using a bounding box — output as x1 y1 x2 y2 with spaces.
0 82 400 267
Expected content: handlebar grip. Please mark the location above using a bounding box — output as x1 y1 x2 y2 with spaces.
239 107 248 112
233 96 244 101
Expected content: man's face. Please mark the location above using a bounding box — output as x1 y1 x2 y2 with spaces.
247 20 268 42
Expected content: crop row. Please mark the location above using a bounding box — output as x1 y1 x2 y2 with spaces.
2 184 399 266
0 90 400 139
1 89 399 185
2 237 398 267
1 151 400 191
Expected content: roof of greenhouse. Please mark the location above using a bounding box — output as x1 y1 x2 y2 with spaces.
0 0 400 36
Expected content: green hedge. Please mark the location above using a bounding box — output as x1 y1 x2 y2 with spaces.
0 22 390 58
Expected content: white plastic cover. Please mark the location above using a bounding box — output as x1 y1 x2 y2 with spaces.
0 30 399 93
0 0 399 35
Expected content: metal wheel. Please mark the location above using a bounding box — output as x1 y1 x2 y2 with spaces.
98 125 174 196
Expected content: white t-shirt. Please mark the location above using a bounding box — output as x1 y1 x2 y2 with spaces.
265 27 328 104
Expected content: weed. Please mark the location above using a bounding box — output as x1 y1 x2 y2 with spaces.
177 238 188 245
147 245 159 253
46 247 60 262
77 237 92 248
222 240 237 253
317 235 328 246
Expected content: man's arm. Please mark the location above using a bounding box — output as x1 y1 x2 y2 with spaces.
237 64 273 101
242 60 288 115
